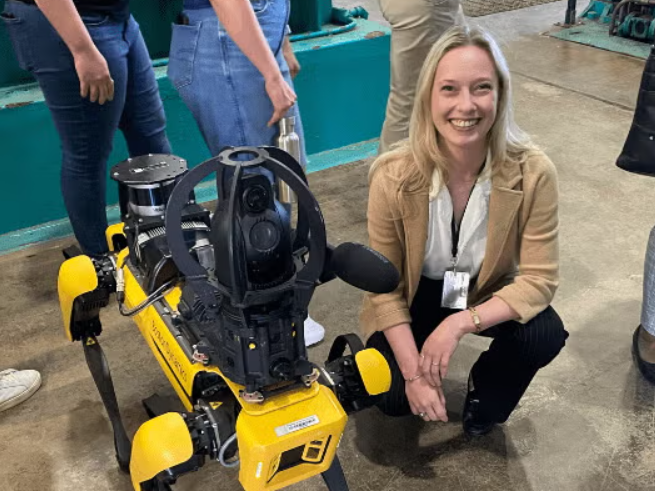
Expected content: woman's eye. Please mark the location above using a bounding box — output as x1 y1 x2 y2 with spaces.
441 85 455 92
476 83 493 91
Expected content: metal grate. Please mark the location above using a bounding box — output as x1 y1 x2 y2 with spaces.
462 0 561 17
137 221 209 247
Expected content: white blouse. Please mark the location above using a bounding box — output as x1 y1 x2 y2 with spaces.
422 165 492 280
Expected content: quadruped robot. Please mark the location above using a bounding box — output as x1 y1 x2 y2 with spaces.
57 147 399 491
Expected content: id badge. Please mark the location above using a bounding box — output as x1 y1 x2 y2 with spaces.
441 269 470 310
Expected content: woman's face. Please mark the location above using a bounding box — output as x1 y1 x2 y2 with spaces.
431 45 499 154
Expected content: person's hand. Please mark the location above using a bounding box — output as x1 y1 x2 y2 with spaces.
405 376 448 422
420 314 469 387
282 36 300 79
73 46 114 105
264 73 297 127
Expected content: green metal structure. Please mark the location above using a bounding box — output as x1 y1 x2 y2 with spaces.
0 0 390 253
581 0 655 42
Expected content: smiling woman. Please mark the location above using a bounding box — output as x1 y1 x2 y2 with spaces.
430 45 497 160
361 25 569 435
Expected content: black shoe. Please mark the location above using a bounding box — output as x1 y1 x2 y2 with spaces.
632 326 655 385
462 378 496 437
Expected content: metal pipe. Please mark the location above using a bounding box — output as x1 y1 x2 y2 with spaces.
289 21 357 42
289 7 367 42
565 0 578 25
610 0 632 36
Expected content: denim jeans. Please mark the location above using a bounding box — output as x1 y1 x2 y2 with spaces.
642 226 655 336
2 1 171 256
168 0 307 167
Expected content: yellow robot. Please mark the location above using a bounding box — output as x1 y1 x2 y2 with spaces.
58 147 397 491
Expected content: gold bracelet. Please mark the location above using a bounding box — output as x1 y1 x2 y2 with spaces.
468 307 482 333
404 373 423 383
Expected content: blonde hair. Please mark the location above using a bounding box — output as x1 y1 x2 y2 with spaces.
370 25 537 193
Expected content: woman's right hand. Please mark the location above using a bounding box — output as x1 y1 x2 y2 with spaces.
406 376 448 422
264 73 297 127
73 46 114 105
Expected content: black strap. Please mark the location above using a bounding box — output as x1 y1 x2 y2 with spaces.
450 183 477 260
327 334 365 362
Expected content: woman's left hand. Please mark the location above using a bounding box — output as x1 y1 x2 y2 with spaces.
420 314 469 387
282 36 301 79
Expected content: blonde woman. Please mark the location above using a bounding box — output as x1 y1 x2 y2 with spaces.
361 26 568 436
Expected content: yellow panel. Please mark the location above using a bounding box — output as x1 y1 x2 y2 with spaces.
355 348 392 396
301 439 328 463
57 256 98 342
236 385 347 491
130 413 194 490
121 261 197 411
105 222 125 252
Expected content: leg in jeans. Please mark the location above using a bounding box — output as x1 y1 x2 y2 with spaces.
168 0 307 166
119 17 171 158
3 3 170 256
634 225 655 382
377 0 459 154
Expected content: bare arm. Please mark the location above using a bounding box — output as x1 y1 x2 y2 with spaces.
35 0 94 56
34 0 114 104
383 323 447 422
384 323 420 380
209 0 279 82
419 294 519 387
452 296 520 337
209 0 296 125
282 36 300 79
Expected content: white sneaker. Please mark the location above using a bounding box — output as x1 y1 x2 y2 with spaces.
304 316 325 347
0 369 42 412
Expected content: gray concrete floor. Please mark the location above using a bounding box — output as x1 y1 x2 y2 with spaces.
2 2 655 490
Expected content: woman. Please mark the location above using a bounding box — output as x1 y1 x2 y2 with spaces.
361 26 569 436
167 0 323 346
1 0 171 258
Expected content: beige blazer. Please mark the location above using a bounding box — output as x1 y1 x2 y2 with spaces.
360 151 559 341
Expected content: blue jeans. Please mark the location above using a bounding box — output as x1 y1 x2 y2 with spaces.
642 226 655 336
2 1 171 256
168 0 307 167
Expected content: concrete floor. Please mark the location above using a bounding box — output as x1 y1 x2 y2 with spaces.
2 2 655 490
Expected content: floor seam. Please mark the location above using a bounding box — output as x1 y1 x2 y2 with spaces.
511 70 635 112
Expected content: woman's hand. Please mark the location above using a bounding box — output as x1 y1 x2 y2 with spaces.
33 0 114 104
265 73 297 127
73 46 114 105
406 376 448 422
282 36 300 79
420 313 470 387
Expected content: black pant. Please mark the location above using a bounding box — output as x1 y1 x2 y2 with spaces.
367 276 569 423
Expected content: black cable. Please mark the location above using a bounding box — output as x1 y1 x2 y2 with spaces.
118 276 177 317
